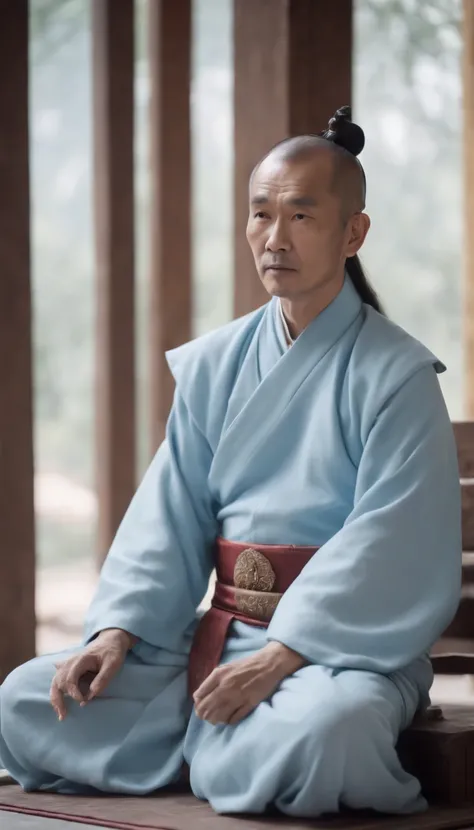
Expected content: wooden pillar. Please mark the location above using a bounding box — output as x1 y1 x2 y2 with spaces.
234 0 353 316
0 0 36 679
92 0 136 563
148 0 192 450
464 0 474 417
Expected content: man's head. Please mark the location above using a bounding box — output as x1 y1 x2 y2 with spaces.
246 109 371 303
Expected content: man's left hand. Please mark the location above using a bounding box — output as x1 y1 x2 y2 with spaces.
193 641 306 726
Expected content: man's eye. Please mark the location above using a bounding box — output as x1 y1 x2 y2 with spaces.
294 213 307 221
254 212 267 219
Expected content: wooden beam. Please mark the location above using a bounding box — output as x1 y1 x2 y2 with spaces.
148 0 192 450
233 0 353 317
0 0 35 680
464 0 474 417
92 0 136 563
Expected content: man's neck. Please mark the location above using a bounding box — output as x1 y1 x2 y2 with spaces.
279 276 345 339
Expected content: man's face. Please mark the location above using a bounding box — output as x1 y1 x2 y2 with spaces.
246 152 354 300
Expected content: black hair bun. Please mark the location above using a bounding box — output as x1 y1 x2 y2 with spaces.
322 105 365 157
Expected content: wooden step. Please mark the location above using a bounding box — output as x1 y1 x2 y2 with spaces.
432 638 474 674
444 586 474 639
462 551 474 583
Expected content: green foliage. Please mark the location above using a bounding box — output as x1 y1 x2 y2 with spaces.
30 0 88 64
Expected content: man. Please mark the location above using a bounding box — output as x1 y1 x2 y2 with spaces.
0 107 461 817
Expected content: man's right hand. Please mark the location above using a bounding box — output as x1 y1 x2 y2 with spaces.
50 628 135 720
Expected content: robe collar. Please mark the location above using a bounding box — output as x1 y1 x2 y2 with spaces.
278 300 295 347
213 276 364 482
274 276 362 353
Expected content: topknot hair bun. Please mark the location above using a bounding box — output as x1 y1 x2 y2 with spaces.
321 105 365 157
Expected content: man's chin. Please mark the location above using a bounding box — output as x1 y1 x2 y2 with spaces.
260 270 299 298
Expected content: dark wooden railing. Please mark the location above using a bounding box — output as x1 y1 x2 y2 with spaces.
148 0 192 452
0 0 36 683
93 0 137 565
432 423 474 673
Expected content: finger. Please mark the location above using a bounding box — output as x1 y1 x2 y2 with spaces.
193 686 222 719
67 655 97 690
65 683 85 704
195 702 220 724
198 702 236 725
78 670 97 702
87 657 119 700
194 694 219 721
50 678 67 721
193 668 223 701
194 679 233 711
194 700 209 720
62 669 85 704
65 656 98 705
195 690 239 724
227 703 253 725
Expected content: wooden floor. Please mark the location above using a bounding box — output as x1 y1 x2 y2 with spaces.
0 815 105 829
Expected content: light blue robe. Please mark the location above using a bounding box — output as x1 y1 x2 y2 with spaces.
0 278 461 816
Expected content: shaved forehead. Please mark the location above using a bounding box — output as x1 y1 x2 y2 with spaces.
251 136 366 219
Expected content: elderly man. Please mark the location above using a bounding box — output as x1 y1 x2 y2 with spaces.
0 107 461 817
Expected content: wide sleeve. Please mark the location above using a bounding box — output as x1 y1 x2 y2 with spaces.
83 388 218 652
267 365 462 674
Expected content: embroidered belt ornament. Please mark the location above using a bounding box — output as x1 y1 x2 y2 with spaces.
233 548 282 622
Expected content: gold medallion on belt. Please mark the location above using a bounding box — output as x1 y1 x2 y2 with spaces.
233 548 281 622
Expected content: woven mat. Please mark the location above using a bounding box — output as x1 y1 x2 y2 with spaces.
1 785 474 830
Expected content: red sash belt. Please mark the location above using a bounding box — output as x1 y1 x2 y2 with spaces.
188 537 318 696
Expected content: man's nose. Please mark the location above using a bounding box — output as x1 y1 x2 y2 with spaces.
265 220 291 252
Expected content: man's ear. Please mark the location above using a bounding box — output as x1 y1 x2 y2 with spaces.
346 213 370 257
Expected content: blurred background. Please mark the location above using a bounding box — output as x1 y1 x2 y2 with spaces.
16 0 465 652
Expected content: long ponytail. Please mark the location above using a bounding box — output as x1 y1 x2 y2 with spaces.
319 106 385 316
346 255 385 315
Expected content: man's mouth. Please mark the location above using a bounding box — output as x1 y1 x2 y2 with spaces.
264 264 296 271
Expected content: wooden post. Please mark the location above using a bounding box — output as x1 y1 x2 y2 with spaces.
148 0 192 451
92 0 136 564
233 0 353 316
0 0 36 680
464 0 474 417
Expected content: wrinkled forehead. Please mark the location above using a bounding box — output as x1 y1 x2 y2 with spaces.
249 150 336 203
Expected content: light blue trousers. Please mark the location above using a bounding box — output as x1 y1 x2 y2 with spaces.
0 624 425 817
